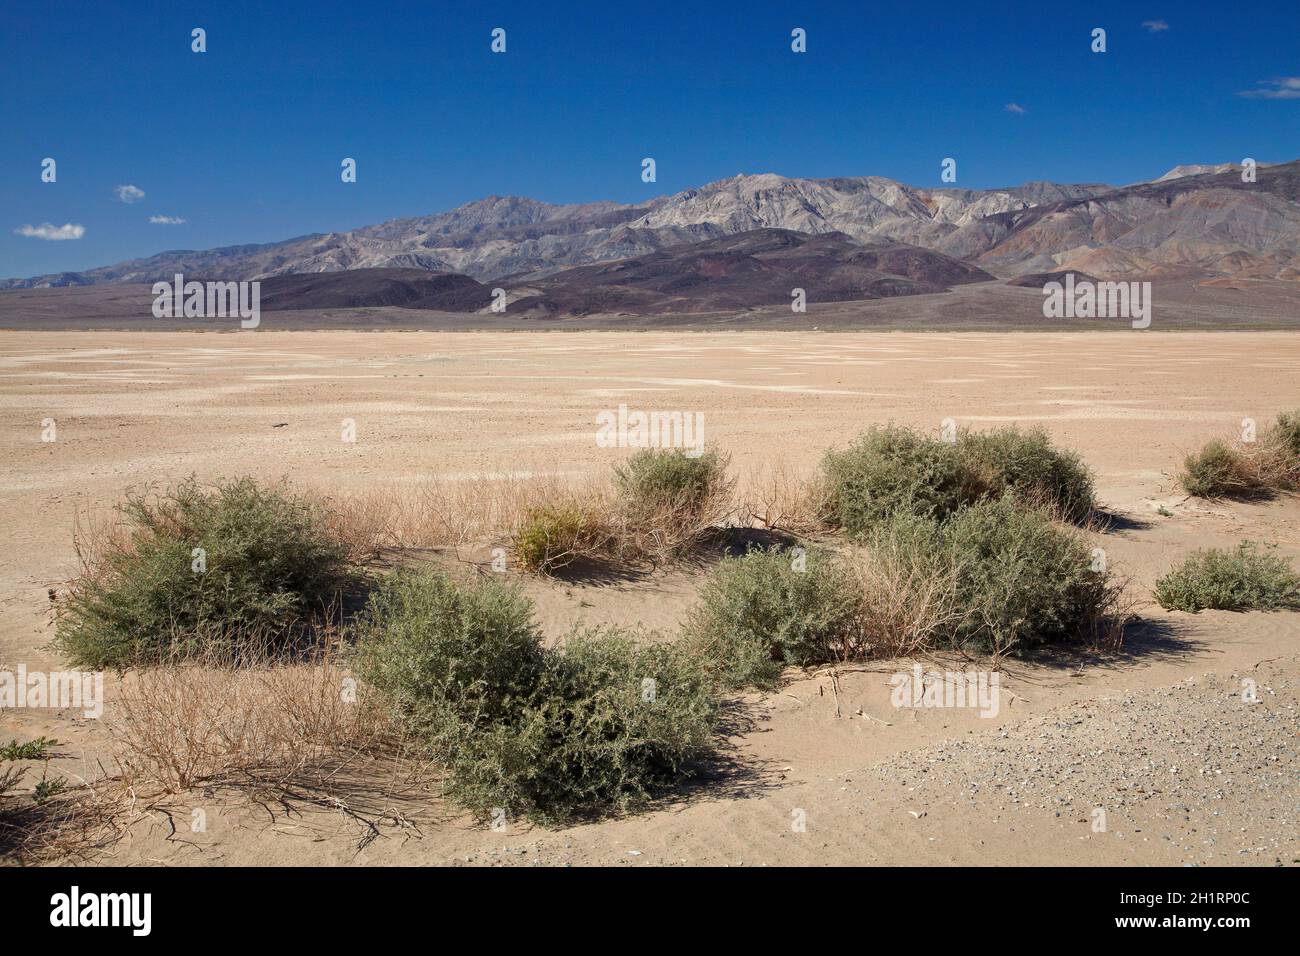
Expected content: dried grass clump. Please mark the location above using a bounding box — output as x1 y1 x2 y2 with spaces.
1252 411 1300 490
740 461 831 538
313 486 403 562
851 524 967 659
3 643 396 862
107 645 389 794
512 501 612 574
309 452 737 576
499 451 735 574
0 775 126 865
312 473 595 560
1180 440 1264 498
408 474 590 552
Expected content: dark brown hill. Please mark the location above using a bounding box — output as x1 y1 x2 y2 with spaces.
508 229 993 315
259 270 491 311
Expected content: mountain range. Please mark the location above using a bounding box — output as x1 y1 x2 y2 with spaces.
6 160 1299 316
251 229 993 318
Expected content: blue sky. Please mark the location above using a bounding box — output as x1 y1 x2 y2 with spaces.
2 0 1297 278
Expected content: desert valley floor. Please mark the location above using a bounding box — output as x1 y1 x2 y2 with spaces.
1 329 1297 866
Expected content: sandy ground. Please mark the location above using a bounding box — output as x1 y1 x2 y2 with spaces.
1 329 1297 866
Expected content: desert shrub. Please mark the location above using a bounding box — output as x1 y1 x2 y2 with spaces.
1180 410 1300 498
821 426 978 534
354 569 717 822
683 547 863 689
957 427 1096 521
940 498 1120 654
690 500 1122 680
614 448 724 505
352 570 546 731
453 631 717 822
820 424 1095 534
612 448 734 560
1254 409 1300 490
1180 440 1259 498
497 454 733 574
1271 409 1300 457
1153 542 1300 612
54 477 352 669
511 503 608 574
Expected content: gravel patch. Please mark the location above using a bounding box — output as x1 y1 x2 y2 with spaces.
870 661 1299 865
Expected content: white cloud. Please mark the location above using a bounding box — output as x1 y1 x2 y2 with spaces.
1239 77 1300 100
1004 103 1026 114
149 215 187 225
15 223 86 241
1142 19 1169 33
114 184 145 203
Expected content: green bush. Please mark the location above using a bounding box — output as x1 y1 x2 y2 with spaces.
852 502 1116 657
502 631 717 821
958 427 1096 521
821 426 977 534
351 569 545 731
0 738 58 761
690 501 1122 683
684 547 863 689
54 477 351 669
354 569 717 823
612 448 733 560
941 498 1117 654
1153 542 1300 612
821 424 1095 534
614 448 726 510
511 504 606 574
1179 440 1258 498
1272 410 1300 458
